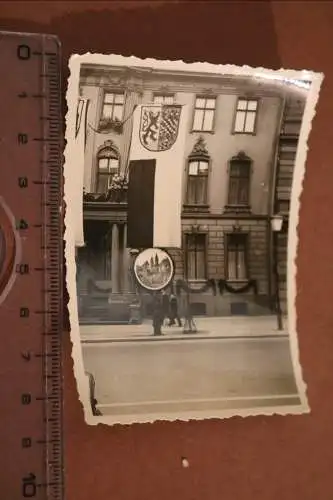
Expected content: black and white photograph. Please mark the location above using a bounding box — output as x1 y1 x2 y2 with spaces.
64 53 322 425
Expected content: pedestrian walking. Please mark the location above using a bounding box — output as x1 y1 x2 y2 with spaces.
161 289 171 326
183 292 197 333
152 292 164 336
169 292 182 327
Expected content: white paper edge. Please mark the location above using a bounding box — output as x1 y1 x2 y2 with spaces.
64 52 324 426
0 196 22 305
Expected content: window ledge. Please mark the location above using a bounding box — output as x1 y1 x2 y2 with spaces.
183 204 210 212
186 279 209 286
225 279 249 285
190 129 215 134
231 131 256 136
224 205 251 214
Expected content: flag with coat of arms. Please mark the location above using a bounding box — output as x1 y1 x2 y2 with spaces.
127 102 189 249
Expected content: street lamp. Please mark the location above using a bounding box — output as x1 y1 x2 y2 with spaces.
271 214 284 330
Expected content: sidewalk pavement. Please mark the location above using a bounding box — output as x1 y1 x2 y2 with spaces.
80 315 289 343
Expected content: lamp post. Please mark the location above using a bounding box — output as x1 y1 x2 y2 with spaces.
271 214 284 331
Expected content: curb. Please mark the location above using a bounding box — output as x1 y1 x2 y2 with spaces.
81 333 289 344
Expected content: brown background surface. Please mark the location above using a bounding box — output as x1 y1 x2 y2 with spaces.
1 1 332 499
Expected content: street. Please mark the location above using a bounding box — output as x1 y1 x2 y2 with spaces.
82 335 300 417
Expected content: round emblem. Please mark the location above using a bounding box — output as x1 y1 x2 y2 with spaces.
133 248 175 291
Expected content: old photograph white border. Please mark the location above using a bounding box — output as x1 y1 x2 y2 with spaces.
64 52 323 426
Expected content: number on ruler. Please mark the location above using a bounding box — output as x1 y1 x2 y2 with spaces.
17 44 31 60
21 394 32 405
16 264 30 275
21 352 31 361
18 177 28 188
18 133 28 145
20 307 30 318
22 473 37 498
16 219 29 230
22 437 32 448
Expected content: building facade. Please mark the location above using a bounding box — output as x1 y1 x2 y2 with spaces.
76 63 306 323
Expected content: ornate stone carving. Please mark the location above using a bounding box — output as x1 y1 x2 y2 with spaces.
190 224 200 233
231 150 251 162
98 117 123 134
97 140 120 158
189 136 210 159
157 85 171 93
201 87 214 94
104 68 131 88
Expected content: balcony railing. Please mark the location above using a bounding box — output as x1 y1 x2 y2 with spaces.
98 117 123 134
83 187 128 203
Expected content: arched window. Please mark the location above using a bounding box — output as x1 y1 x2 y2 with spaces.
186 137 210 205
96 140 120 193
227 151 251 207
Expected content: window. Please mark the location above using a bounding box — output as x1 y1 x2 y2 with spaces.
153 93 175 104
233 98 258 133
227 153 251 206
192 96 216 132
96 142 120 193
185 136 210 206
101 92 125 121
186 160 209 205
185 233 207 280
226 233 248 280
277 200 290 214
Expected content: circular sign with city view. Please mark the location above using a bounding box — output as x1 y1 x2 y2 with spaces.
133 248 175 291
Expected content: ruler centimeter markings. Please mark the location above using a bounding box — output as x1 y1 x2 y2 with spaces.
0 32 64 499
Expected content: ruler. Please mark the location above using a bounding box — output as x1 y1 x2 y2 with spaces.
0 32 64 499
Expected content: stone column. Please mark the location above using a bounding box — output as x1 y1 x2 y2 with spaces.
111 223 119 293
122 224 131 292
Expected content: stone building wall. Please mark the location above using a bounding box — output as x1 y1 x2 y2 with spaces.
166 217 270 317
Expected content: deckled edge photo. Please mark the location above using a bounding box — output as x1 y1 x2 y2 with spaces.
64 52 323 426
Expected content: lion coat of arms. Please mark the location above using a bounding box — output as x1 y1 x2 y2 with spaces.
139 104 182 152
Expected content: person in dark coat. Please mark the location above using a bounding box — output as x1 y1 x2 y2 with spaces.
161 289 171 326
152 292 164 336
169 292 182 327
183 291 197 333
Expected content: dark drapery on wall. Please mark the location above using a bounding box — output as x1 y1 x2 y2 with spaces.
127 159 156 249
